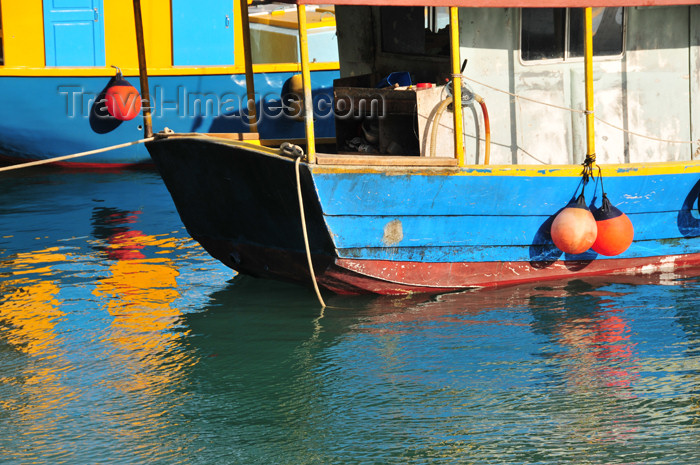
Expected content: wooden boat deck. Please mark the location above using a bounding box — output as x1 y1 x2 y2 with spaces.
315 153 459 166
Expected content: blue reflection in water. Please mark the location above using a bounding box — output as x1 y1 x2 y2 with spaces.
0 168 699 465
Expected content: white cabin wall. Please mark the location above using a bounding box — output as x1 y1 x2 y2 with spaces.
625 6 692 163
457 8 519 165
459 8 580 165
458 6 697 166
692 7 700 160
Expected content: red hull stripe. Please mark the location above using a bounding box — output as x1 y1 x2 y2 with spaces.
320 254 700 294
0 153 154 170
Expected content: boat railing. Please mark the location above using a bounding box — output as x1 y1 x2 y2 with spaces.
129 1 600 170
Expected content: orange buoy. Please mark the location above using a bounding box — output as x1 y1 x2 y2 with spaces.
551 194 597 255
105 69 142 121
591 194 634 256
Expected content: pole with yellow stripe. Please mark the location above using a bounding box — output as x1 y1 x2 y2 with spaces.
449 7 465 166
133 0 153 138
584 7 596 166
239 0 258 133
297 4 316 162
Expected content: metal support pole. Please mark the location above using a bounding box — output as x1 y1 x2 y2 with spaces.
584 7 596 165
239 0 258 133
449 7 465 166
297 5 316 162
133 0 152 138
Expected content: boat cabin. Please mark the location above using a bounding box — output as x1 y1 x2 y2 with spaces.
326 2 700 166
0 1 340 166
143 0 700 296
0 1 337 74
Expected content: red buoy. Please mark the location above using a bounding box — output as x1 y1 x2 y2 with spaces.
551 194 597 255
591 194 634 256
105 69 141 121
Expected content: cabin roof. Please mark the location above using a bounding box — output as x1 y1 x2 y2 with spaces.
279 0 696 7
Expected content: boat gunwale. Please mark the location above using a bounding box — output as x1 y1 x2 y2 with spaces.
151 133 700 177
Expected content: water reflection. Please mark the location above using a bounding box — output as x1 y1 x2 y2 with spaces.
0 247 66 355
530 280 639 392
0 169 229 465
0 246 77 464
169 274 700 464
1 168 699 464
87 206 201 463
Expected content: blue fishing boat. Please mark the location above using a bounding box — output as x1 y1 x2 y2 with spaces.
146 0 700 295
0 1 338 168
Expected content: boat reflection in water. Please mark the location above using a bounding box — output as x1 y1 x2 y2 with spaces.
173 270 699 463
0 247 66 355
0 200 207 464
0 171 698 464
0 246 74 442
86 206 206 457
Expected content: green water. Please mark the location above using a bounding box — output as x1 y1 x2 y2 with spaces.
1 169 698 464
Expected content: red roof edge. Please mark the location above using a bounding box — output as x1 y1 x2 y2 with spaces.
277 0 697 7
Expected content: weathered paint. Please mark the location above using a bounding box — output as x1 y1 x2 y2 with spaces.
319 253 700 294
147 137 700 295
337 5 700 166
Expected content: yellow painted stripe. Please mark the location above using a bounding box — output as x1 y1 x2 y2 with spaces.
161 136 700 178
313 159 700 177
195 137 280 155
0 62 339 77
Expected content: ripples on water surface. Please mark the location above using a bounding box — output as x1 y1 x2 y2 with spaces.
0 168 699 464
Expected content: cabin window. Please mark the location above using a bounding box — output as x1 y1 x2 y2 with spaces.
247 4 338 64
380 6 449 56
521 7 624 62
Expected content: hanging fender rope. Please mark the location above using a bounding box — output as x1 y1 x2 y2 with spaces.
0 138 154 173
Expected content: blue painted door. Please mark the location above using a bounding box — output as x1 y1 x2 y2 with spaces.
43 0 105 67
171 0 235 66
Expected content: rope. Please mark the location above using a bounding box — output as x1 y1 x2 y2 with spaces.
281 141 305 158
455 74 587 114
0 138 154 173
294 155 326 308
593 116 696 145
455 74 699 146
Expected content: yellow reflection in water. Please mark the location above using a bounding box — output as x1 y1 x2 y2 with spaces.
92 227 189 376
0 246 79 461
0 247 66 355
91 224 196 455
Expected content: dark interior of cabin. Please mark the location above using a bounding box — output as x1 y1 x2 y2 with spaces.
332 6 451 157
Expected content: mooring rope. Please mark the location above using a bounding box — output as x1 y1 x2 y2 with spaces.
0 138 154 173
294 155 326 308
455 74 698 146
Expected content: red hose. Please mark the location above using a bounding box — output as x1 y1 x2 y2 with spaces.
477 97 490 165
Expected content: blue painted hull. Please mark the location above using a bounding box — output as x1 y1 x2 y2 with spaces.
146 136 700 294
0 71 338 167
314 168 700 263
